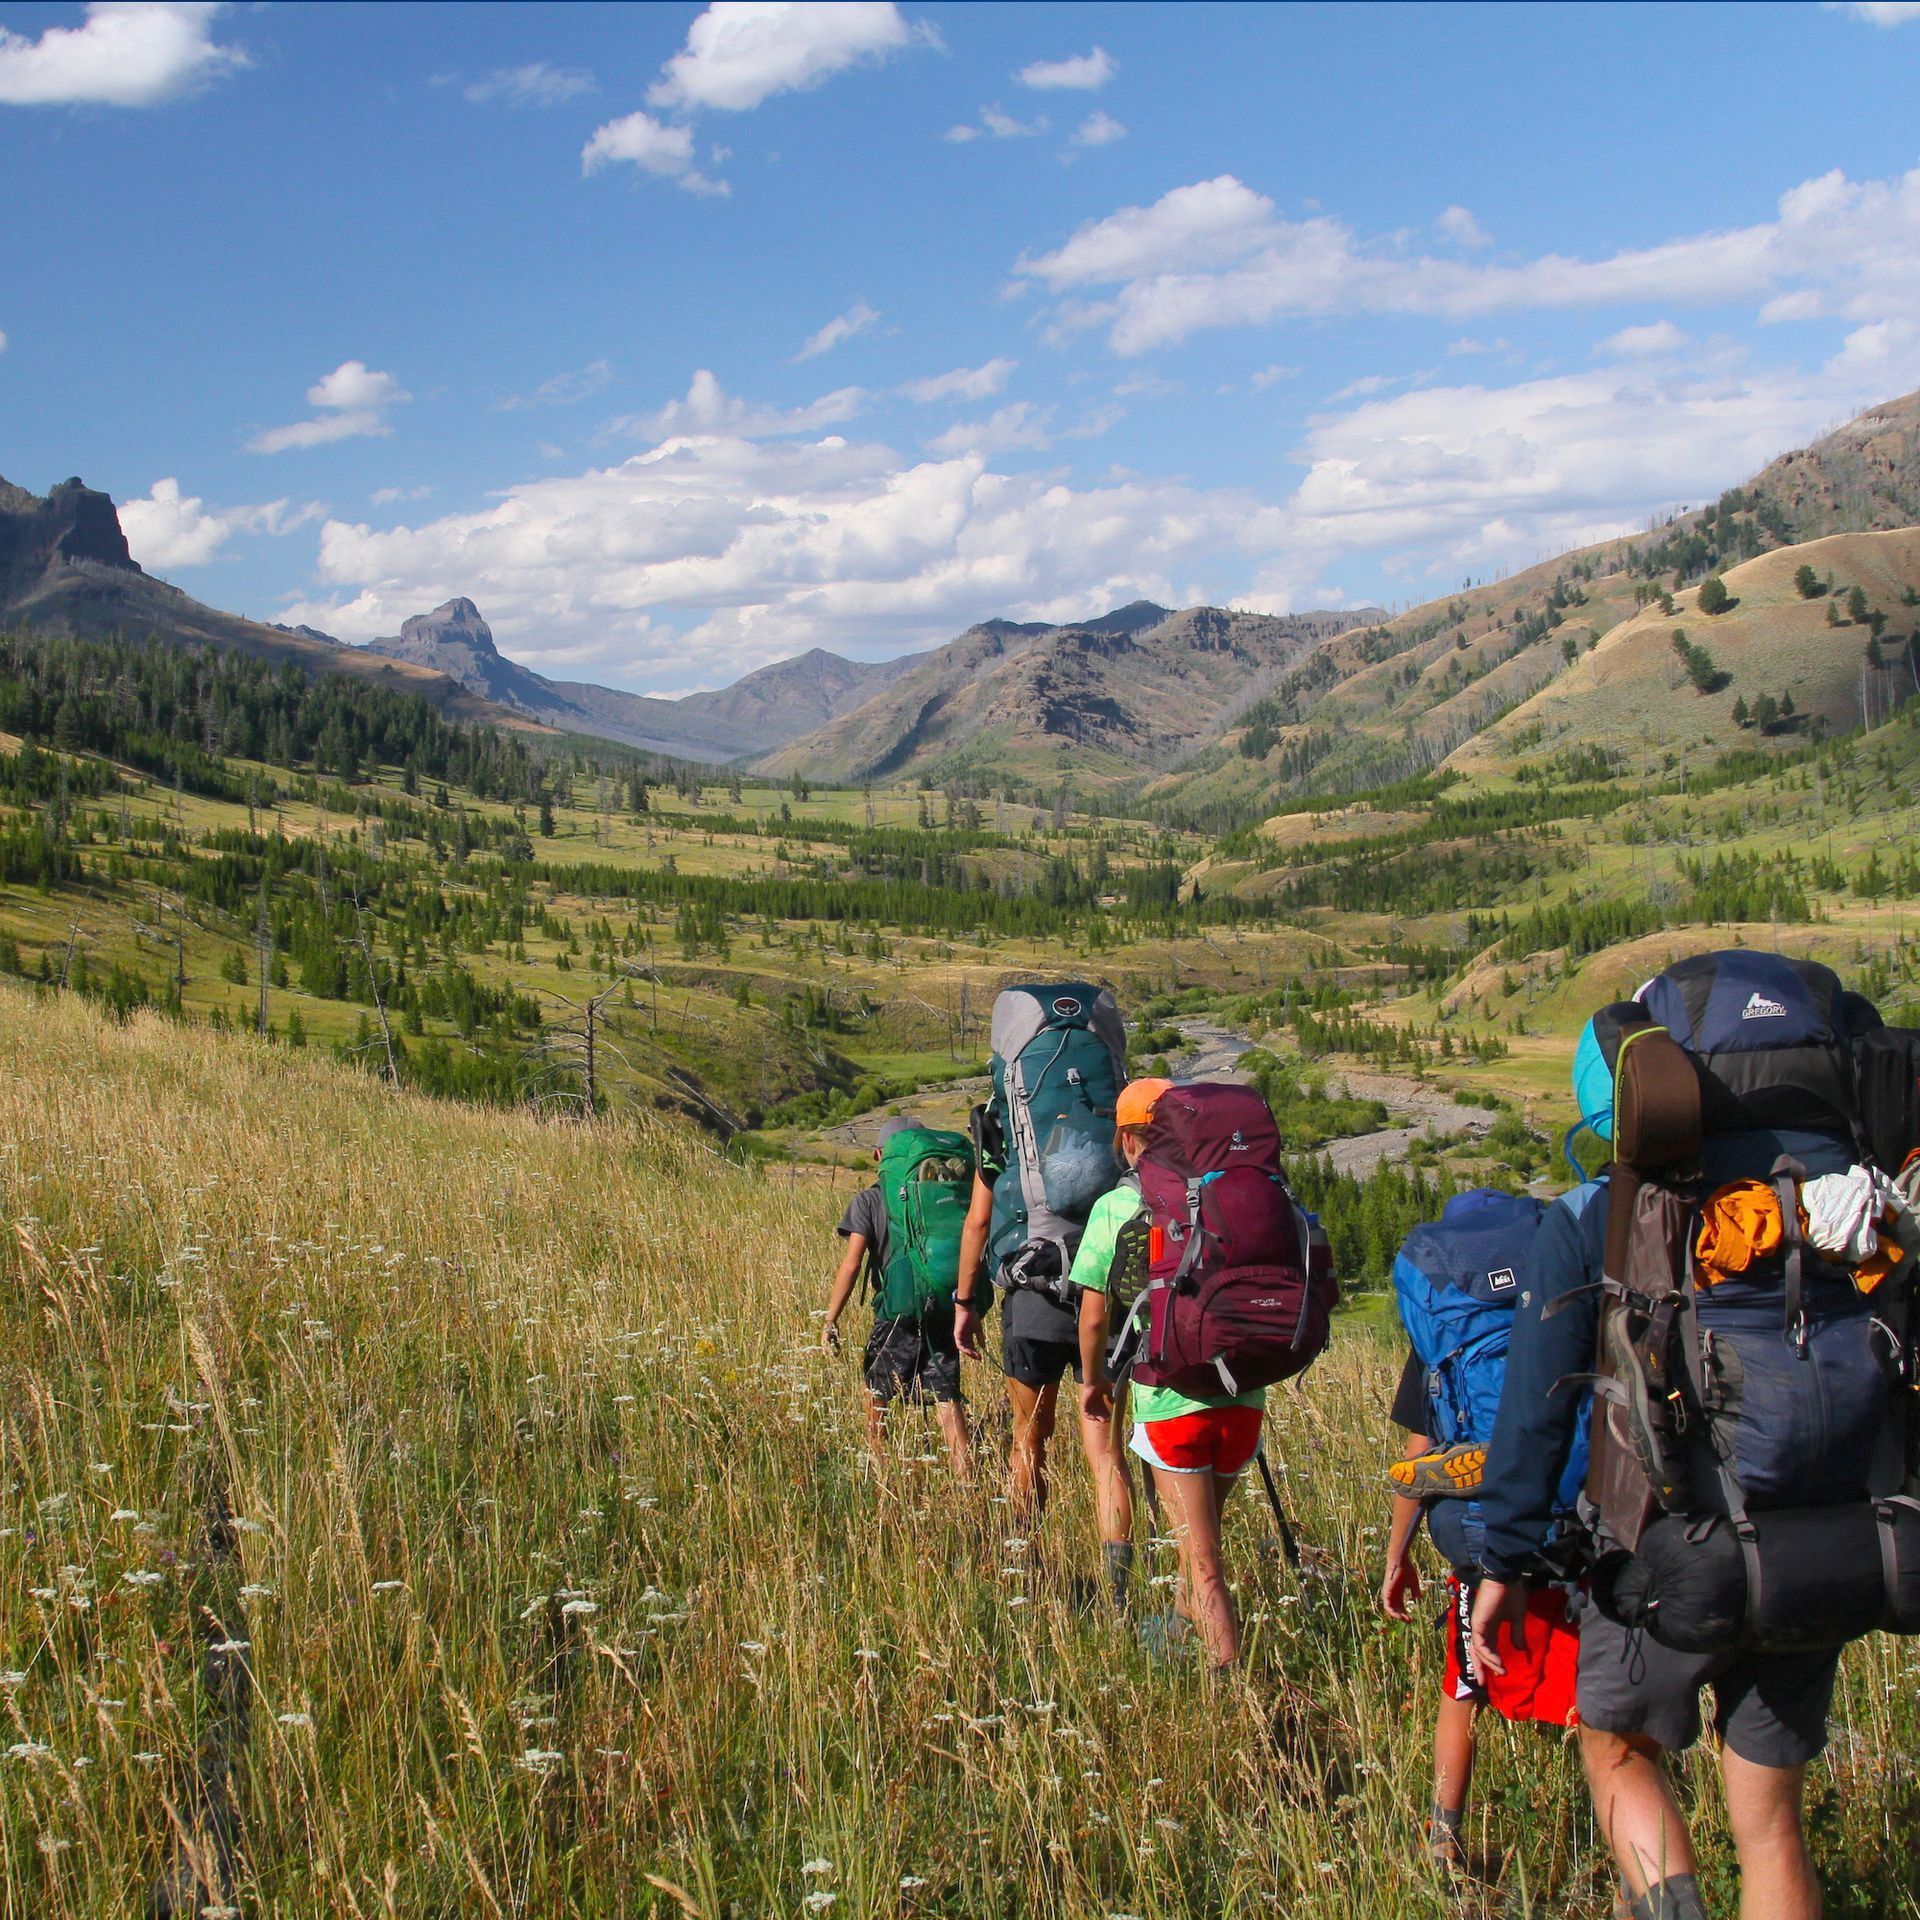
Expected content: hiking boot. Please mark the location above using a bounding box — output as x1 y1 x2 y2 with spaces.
1138 1610 1194 1665
1388 1442 1486 1498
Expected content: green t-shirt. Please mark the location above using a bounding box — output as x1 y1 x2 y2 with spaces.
1068 1184 1266 1426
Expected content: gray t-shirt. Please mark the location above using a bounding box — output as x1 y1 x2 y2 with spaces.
837 1184 889 1290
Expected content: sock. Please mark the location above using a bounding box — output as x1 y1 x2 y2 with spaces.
1104 1541 1134 1606
1428 1801 1463 1841
1628 1875 1708 1920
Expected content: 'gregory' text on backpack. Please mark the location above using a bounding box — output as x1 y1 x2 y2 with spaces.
986 983 1127 1303
1393 1189 1587 1568
1111 1081 1338 1398
1581 956 1920 1654
875 1126 976 1321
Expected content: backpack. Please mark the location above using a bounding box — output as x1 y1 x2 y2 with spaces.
873 1127 975 1320
986 983 1127 1303
1113 1081 1337 1398
1582 957 1920 1653
1854 1025 1920 1178
1392 1189 1586 1566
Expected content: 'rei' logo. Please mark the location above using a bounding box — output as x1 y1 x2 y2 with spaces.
1487 1267 1517 1292
1741 991 1788 1020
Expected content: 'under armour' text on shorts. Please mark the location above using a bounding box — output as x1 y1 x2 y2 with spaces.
1577 1604 1840 1765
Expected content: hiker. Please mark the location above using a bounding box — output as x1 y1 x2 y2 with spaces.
953 984 1134 1597
1381 1190 1583 1872
823 1116 972 1478
1080 1078 1338 1669
1471 953 1916 1920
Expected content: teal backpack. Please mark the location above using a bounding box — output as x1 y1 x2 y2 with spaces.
874 1127 976 1319
986 983 1127 1303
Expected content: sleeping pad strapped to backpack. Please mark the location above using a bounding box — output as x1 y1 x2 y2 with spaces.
1393 1189 1588 1570
1581 950 1920 1653
1109 1081 1337 1399
985 984 1127 1305
874 1126 976 1320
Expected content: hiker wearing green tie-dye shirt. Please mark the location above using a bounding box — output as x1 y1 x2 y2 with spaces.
1072 1078 1264 1670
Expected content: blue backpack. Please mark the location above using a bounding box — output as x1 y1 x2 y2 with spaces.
1393 1188 1584 1563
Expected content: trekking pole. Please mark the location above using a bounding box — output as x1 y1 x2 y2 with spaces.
1254 1447 1304 1573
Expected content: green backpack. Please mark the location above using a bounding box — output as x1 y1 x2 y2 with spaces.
874 1127 976 1320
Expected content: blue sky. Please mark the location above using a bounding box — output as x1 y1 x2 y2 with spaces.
4 1 1920 693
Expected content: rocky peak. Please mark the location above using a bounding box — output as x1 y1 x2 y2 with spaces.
398 597 497 657
0 473 141 598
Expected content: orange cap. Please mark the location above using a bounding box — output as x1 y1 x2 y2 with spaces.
1115 1077 1173 1129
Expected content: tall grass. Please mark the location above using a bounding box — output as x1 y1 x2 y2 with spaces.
1 985 1917 1917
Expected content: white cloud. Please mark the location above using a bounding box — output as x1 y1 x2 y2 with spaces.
1017 165 1920 355
1437 205 1491 249
370 485 433 505
120 477 319 569
1598 320 1689 357
1016 46 1115 90
464 63 596 107
1251 363 1299 389
1328 373 1396 401
649 2 923 114
609 368 867 442
249 361 410 455
277 429 1276 682
0 329 8 353
942 121 979 144
496 360 615 411
897 358 1016 404
1068 109 1126 150
924 402 1055 457
581 110 728 194
0 1 245 107
794 300 879 361
1827 1 1920 21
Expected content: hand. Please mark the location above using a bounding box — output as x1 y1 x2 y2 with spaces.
1379 1554 1421 1622
1081 1380 1114 1424
953 1300 982 1358
1469 1578 1529 1679
821 1318 841 1357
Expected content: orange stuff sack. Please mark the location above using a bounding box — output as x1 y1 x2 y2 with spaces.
1693 1180 1784 1287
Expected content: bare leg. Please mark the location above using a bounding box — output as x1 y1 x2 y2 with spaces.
1431 1693 1479 1861
863 1391 888 1464
1006 1379 1058 1526
935 1397 972 1483
1581 1726 1696 1902
1720 1751 1819 1920
1151 1464 1241 1667
1075 1395 1133 1546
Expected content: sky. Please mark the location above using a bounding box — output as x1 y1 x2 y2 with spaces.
5 2 1920 695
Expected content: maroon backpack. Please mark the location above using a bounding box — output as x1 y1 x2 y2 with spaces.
1122 1082 1338 1398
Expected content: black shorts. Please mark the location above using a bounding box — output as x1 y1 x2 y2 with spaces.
863 1309 962 1406
1577 1605 1840 1766
1001 1329 1083 1390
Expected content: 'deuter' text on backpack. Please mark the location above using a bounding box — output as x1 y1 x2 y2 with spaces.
1110 1081 1337 1398
1393 1189 1586 1569
874 1126 976 1321
986 983 1127 1304
1581 952 1920 1654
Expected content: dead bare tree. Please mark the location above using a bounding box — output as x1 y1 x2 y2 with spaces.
348 880 398 1086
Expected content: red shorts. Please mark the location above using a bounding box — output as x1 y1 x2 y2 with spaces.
1441 1573 1580 1727
1130 1405 1263 1477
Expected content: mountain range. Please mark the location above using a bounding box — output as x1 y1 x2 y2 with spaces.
6 385 1920 796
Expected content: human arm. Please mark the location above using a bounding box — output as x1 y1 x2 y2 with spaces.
1380 1430 1428 1622
822 1233 865 1354
1078 1286 1113 1422
1468 1578 1529 1678
952 1170 993 1357
1476 1186 1607 1579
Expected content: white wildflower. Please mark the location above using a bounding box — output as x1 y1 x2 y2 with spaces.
802 1895 836 1914
276 1712 312 1728
122 1570 164 1588
560 1599 597 1616
801 1858 834 1876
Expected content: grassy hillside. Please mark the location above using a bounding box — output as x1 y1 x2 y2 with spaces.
5 990 1918 1918
1457 528 1920 773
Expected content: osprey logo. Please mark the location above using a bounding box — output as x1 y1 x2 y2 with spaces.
1741 991 1789 1020
1051 996 1080 1017
1487 1267 1517 1293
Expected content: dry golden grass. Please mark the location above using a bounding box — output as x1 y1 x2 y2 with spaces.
2 988 1918 1917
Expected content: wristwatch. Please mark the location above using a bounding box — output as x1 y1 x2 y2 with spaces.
954 1293 976 1311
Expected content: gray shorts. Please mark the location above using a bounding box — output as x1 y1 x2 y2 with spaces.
1577 1606 1840 1766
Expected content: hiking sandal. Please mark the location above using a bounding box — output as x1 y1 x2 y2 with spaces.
1388 1441 1487 1498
